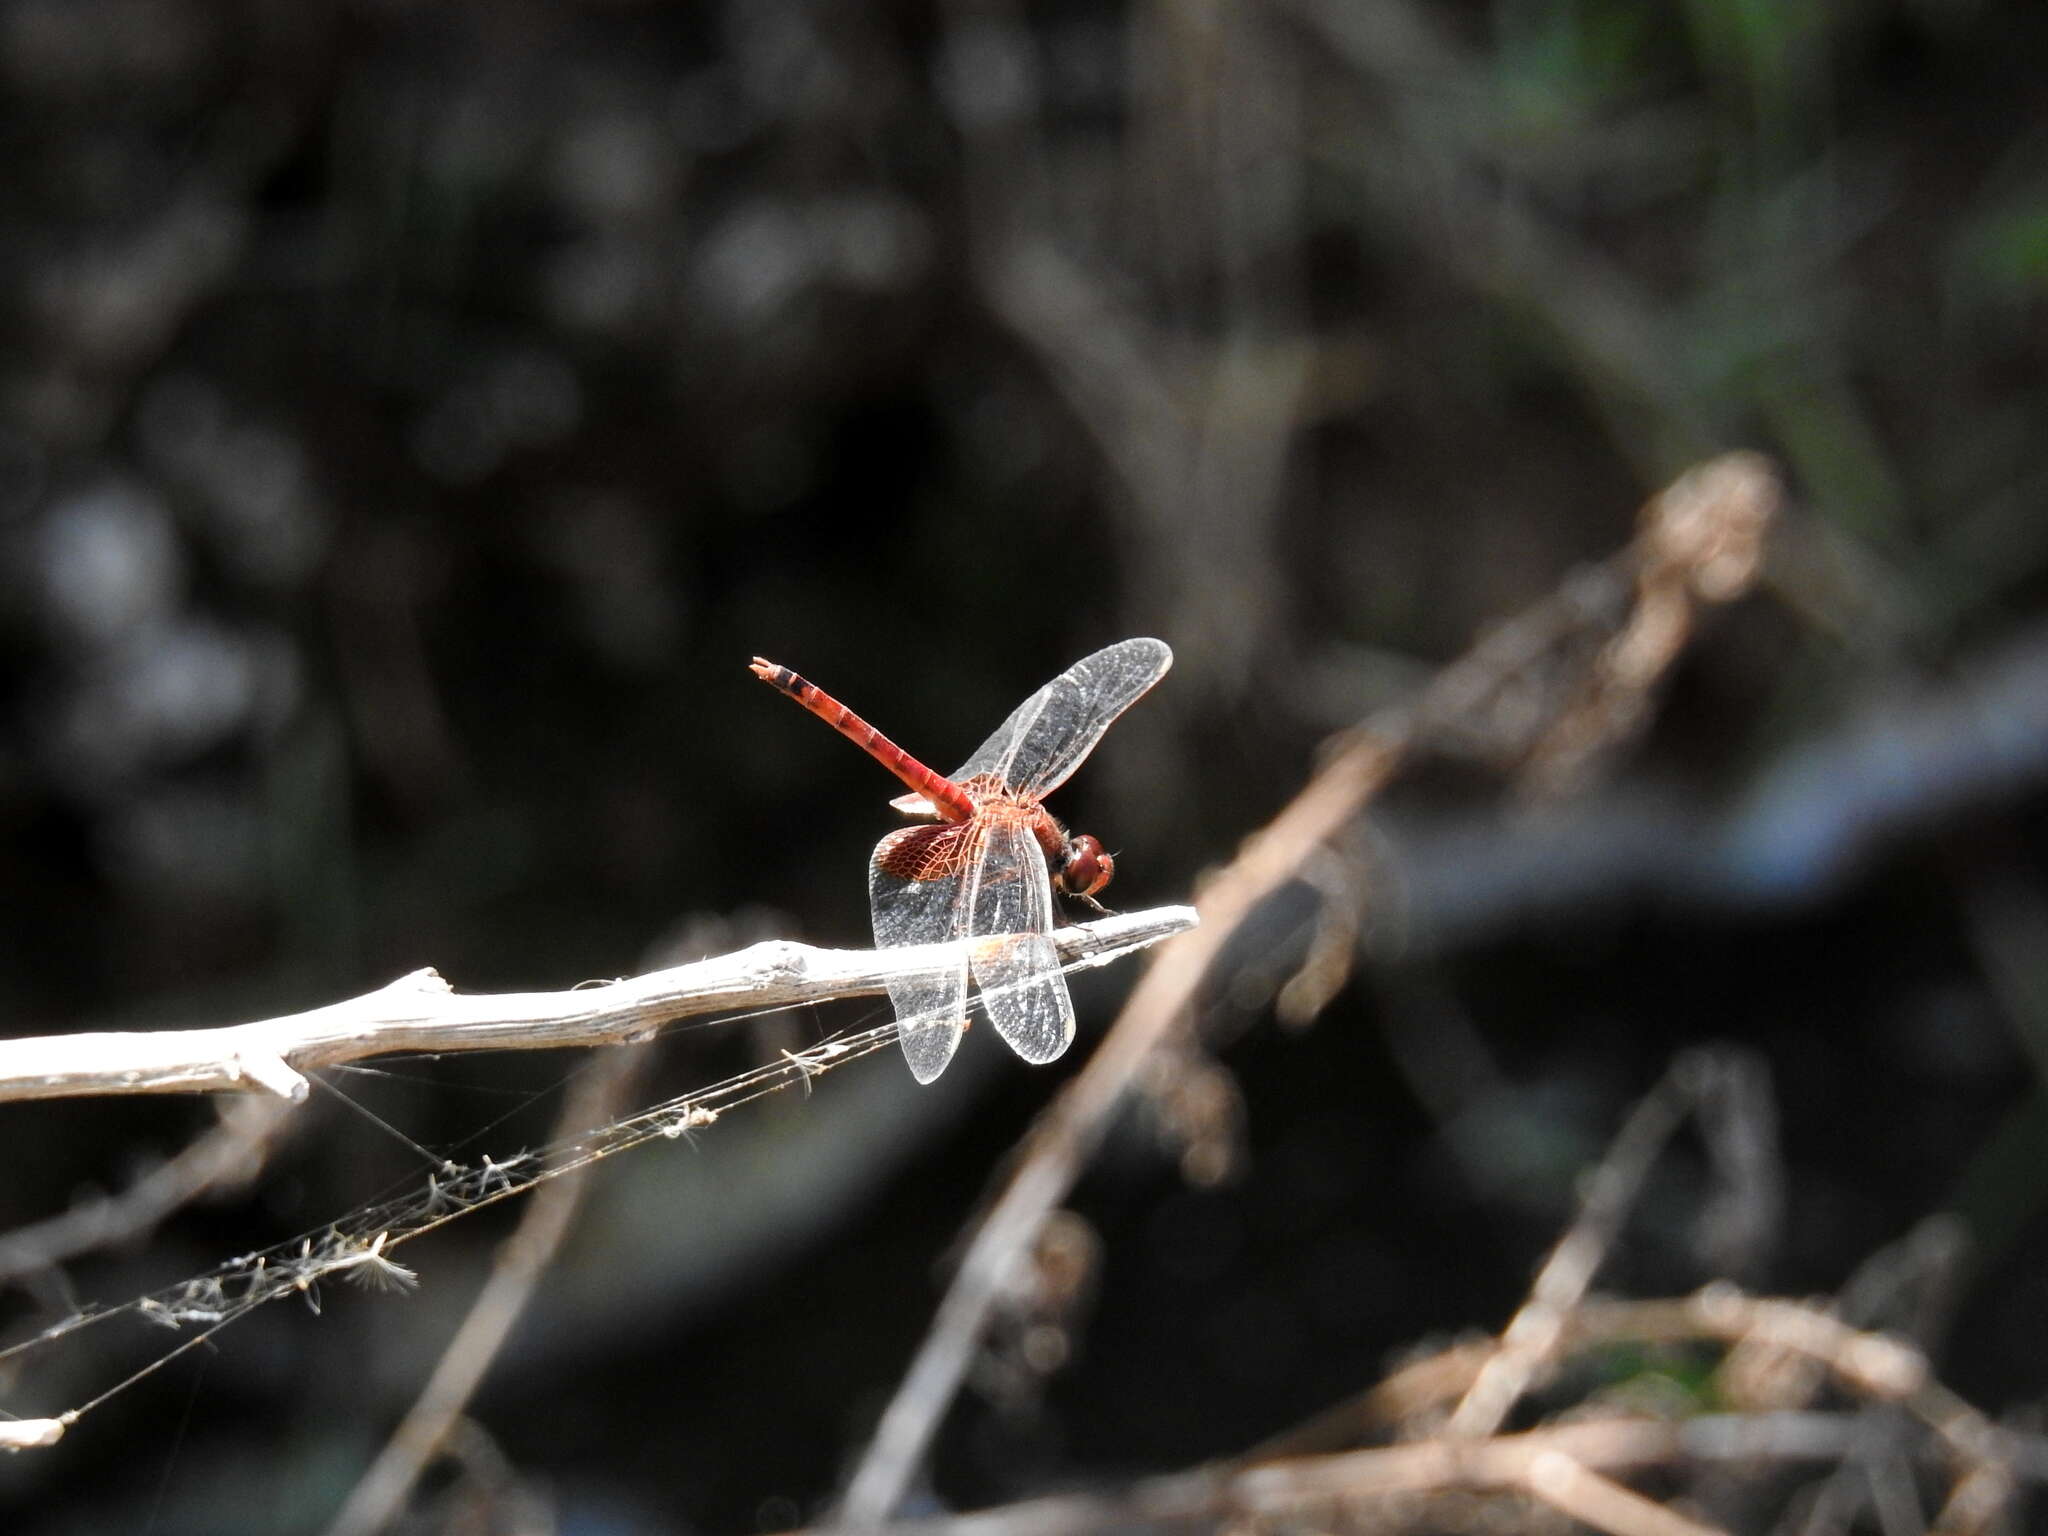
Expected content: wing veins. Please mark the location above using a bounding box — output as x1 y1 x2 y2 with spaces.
950 639 1172 797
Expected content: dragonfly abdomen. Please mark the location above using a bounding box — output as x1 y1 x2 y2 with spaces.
750 658 976 822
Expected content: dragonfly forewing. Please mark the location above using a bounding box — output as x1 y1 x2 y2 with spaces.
965 818 1073 1064
952 638 1172 797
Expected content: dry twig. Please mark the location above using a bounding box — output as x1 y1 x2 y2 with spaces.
834 453 1782 1526
0 1095 296 1286
1446 1049 1757 1439
0 906 1195 1104
799 1391 2048 1536
804 1176 2031 1534
0 911 1190 1455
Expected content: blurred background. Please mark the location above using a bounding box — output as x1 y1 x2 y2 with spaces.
2 0 2046 1531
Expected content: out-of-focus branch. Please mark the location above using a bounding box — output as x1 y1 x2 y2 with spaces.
834 454 1781 1526
0 1095 295 1286
1446 1050 1762 1439
1286 0 1716 471
943 0 1313 687
1364 618 2048 964
802 1242 2032 1533
321 1043 646 1536
837 710 1398 1528
799 1390 2048 1536
0 907 1196 1105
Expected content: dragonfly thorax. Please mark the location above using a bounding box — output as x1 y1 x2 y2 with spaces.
973 785 1114 903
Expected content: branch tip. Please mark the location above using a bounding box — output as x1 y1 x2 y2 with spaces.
0 1417 67 1451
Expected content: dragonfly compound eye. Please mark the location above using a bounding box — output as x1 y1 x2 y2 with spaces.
1057 834 1114 898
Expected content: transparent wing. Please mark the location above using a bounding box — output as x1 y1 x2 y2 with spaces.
870 824 973 1084
965 818 1073 1065
951 638 1173 797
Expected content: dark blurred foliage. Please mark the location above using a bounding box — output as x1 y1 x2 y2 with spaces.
1 0 2046 1532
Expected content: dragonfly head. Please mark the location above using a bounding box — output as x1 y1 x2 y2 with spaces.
1055 833 1114 902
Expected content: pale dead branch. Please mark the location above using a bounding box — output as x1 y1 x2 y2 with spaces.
0 906 1196 1105
6 1018 893 1451
0 908 1193 1453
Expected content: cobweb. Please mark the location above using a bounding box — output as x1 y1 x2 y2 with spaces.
0 996 934 1440
0 936 1149 1444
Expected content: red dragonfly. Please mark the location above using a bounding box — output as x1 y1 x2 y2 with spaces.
751 638 1172 1082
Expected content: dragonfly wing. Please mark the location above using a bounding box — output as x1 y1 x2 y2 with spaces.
951 638 1172 796
870 824 974 1084
966 818 1073 1065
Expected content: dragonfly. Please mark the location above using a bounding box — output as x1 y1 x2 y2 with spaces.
750 638 1172 1083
